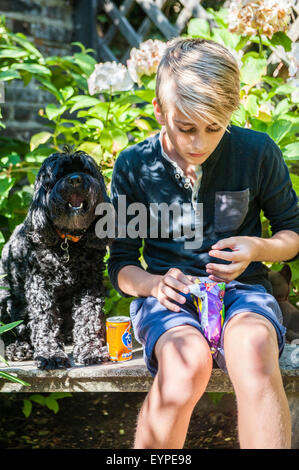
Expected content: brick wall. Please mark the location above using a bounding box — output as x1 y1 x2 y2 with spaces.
0 0 74 142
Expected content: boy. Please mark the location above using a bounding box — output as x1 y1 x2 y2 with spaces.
107 38 299 449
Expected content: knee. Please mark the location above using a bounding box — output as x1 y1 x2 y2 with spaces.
156 333 212 408
224 315 280 383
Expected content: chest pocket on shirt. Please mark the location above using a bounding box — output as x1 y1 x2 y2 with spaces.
214 188 250 233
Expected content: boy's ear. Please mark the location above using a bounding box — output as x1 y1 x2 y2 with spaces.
152 97 165 126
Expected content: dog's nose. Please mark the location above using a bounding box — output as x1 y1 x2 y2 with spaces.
68 174 82 187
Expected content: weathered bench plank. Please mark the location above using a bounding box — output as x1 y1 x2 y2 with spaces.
1 344 298 393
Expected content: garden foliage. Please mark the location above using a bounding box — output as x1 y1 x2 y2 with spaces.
0 4 298 317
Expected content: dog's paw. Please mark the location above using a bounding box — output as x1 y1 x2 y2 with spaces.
74 345 110 365
5 342 33 361
34 352 71 370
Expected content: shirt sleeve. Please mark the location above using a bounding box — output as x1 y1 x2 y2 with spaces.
107 151 143 297
258 136 299 261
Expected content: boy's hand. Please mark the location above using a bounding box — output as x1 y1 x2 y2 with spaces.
206 236 258 283
151 268 196 313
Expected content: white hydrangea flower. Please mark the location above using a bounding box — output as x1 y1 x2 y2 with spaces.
228 0 295 38
88 61 134 94
289 79 299 102
288 42 299 77
127 39 167 85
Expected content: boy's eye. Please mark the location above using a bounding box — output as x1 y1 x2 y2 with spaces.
207 126 222 133
178 127 196 133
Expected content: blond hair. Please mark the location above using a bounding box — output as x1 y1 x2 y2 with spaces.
156 37 240 129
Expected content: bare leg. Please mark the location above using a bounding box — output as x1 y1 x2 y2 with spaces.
134 325 213 449
224 312 291 449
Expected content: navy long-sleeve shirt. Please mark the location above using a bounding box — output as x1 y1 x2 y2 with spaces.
107 125 299 296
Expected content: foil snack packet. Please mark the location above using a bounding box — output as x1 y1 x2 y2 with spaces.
188 277 226 355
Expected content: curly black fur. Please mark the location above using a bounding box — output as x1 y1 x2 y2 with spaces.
0 150 113 370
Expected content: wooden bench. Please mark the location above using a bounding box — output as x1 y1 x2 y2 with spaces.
1 342 299 448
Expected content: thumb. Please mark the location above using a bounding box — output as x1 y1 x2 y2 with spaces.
211 238 234 250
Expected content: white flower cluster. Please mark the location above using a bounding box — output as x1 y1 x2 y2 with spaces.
127 39 167 85
288 42 299 102
87 39 166 94
87 61 134 95
228 0 295 38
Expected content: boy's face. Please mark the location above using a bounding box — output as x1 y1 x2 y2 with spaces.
153 98 227 166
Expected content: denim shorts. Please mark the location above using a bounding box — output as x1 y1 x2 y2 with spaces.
129 280 286 376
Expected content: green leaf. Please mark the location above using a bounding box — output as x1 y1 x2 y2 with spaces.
78 102 109 119
77 142 102 161
0 49 27 59
282 142 299 160
135 89 155 103
29 394 46 405
22 399 33 418
245 95 258 115
290 172 299 194
1 152 21 166
11 63 51 76
111 128 128 152
0 177 16 198
269 32 292 52
187 18 210 38
240 55 267 86
99 129 113 151
274 98 290 117
212 28 239 50
30 131 52 151
267 119 292 144
27 169 39 185
275 84 296 95
70 96 101 113
60 86 74 102
85 118 104 129
49 392 72 399
12 32 44 59
0 320 23 335
45 396 59 413
73 53 97 76
0 353 8 365
37 77 63 103
45 103 66 121
231 104 246 126
0 370 30 386
0 70 21 81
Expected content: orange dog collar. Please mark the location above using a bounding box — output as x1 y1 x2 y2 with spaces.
56 229 82 243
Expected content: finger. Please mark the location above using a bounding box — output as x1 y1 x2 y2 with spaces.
211 238 236 250
160 296 181 313
208 249 240 262
161 284 187 304
168 268 192 285
206 261 243 275
186 275 198 284
208 274 230 283
164 274 190 294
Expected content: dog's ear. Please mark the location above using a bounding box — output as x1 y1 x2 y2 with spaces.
279 264 292 285
24 180 58 246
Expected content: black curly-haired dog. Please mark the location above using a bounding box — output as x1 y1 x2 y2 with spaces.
0 149 113 370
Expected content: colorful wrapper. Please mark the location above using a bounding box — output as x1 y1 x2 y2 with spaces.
188 277 226 355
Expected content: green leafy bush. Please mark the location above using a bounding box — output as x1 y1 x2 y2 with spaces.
0 5 298 313
22 392 72 418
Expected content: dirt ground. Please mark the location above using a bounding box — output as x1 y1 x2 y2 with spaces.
0 392 239 449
